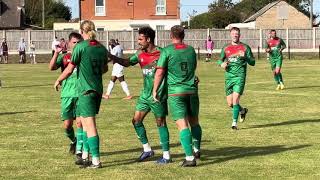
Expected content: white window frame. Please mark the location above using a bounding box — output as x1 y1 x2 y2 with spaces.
95 0 106 16
156 0 166 15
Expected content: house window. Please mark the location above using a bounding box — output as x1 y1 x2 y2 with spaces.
95 0 105 16
156 0 166 15
96 27 105 31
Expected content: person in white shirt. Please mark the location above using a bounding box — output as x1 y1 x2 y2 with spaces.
18 38 26 64
51 37 60 57
103 39 132 100
29 41 36 64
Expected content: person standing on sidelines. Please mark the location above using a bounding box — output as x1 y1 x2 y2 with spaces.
49 32 84 162
54 20 109 169
153 25 202 167
265 29 286 90
18 38 26 64
1 38 9 64
29 41 37 64
205 35 214 62
217 27 255 130
102 39 132 100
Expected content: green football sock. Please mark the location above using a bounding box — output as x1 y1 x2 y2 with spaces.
133 121 148 144
274 74 280 84
76 128 83 153
180 128 193 156
158 125 170 151
87 135 100 158
233 104 240 123
191 124 202 151
65 127 76 142
279 73 283 83
82 131 89 153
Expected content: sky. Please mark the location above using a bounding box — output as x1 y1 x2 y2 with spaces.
64 0 320 21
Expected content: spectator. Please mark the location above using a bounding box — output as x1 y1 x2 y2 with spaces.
51 37 60 57
18 38 27 64
29 41 37 64
60 38 68 53
1 38 9 64
205 35 214 62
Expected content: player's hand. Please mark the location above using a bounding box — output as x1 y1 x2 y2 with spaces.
55 46 62 54
266 48 271 53
239 51 245 57
221 62 228 70
54 80 61 91
195 76 200 86
152 91 159 102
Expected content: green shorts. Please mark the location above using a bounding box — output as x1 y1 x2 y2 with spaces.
135 94 167 118
76 91 102 118
168 94 199 121
225 77 245 96
60 97 77 121
270 58 283 70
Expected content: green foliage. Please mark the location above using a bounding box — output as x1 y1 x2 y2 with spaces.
25 0 71 29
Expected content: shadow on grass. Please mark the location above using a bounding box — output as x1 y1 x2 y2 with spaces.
2 84 51 88
197 144 310 166
285 85 320 90
0 110 36 116
243 119 320 129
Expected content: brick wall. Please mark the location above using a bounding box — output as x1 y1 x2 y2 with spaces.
255 1 310 29
81 0 179 20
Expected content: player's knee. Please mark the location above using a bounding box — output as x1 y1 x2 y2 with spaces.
76 121 82 128
63 120 73 129
228 102 233 108
156 118 166 127
132 118 141 125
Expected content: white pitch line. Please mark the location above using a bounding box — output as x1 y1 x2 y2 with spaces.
246 90 313 97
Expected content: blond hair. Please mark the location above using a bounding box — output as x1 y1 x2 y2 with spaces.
80 20 96 39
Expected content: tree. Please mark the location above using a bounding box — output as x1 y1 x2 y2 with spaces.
25 0 71 29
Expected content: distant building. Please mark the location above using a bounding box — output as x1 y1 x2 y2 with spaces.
0 0 25 29
226 0 311 29
54 0 180 31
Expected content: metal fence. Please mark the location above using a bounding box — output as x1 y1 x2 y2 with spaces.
1 28 320 53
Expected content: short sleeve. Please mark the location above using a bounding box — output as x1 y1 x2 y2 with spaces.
71 44 81 65
55 54 64 68
156 48 169 69
129 52 139 66
217 46 226 65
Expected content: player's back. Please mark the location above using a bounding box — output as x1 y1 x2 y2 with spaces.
164 43 197 95
75 39 108 94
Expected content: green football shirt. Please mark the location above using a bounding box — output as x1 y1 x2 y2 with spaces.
129 47 166 99
265 37 286 61
71 39 108 95
56 53 78 98
156 43 197 95
217 42 255 79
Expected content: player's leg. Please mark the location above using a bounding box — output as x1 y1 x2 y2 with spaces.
61 98 77 153
118 76 132 99
78 92 102 168
187 94 202 159
134 96 153 161
4 53 8 64
169 96 196 167
151 100 170 164
275 59 284 90
103 76 117 99
270 61 281 90
232 80 247 129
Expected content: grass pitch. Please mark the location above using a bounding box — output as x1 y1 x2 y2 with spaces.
1 58 320 179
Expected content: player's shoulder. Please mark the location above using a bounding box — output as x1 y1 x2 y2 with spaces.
240 42 251 49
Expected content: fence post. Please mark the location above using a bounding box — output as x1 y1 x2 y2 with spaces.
207 28 210 39
2 30 5 39
197 47 200 61
131 29 134 50
53 30 56 39
288 46 291 60
28 30 31 47
257 46 260 60
155 29 158 46
313 27 316 49
286 28 289 48
106 30 109 49
259 29 263 49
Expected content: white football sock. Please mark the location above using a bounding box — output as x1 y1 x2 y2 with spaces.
186 156 195 161
120 81 130 96
143 143 152 152
106 81 114 96
92 157 100 165
163 151 170 160
82 151 89 159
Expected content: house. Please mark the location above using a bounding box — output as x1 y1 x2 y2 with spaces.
244 0 310 29
0 0 25 29
226 0 311 29
54 0 180 31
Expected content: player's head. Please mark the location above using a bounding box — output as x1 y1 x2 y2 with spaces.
170 25 185 40
80 20 96 40
68 32 82 50
109 39 116 48
60 38 65 42
138 26 155 50
270 29 277 38
208 35 211 41
230 27 241 43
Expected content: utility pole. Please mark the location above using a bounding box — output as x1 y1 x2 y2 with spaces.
42 0 45 28
79 0 82 29
310 0 313 28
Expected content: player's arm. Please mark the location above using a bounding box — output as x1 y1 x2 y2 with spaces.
245 45 255 66
280 38 286 52
48 47 63 70
217 47 228 70
153 50 168 102
264 40 271 53
108 53 131 67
